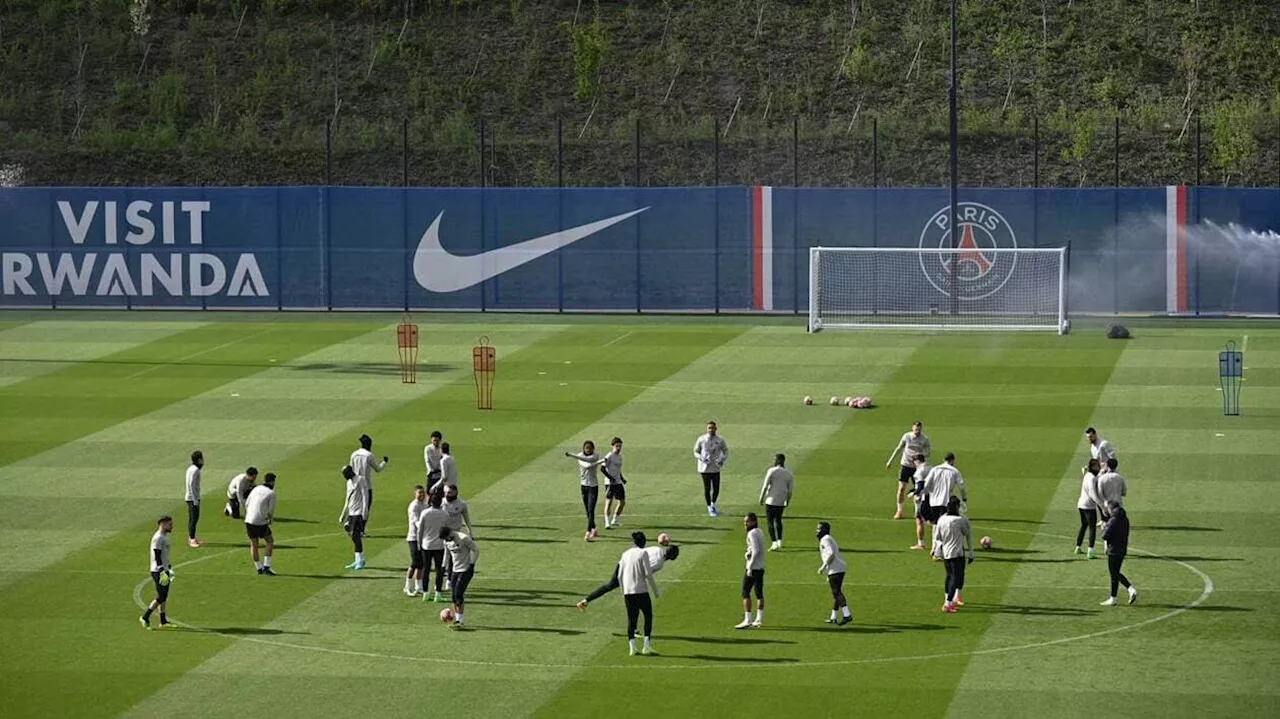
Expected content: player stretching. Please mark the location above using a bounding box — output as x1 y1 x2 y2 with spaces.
576 536 679 610
601 437 627 529
933 497 974 613
759 454 793 550
906 454 931 550
439 525 479 628
223 466 257 519
245 473 277 575
345 434 387 528
886 421 931 519
736 513 766 629
424 430 444 486
184 450 204 548
566 441 607 541
1076 459 1103 558
815 522 851 625
618 532 660 656
694 421 729 517
140 515 175 629
342 465 369 570
404 485 428 596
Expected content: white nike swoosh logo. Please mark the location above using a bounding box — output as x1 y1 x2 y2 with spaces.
412 207 649 293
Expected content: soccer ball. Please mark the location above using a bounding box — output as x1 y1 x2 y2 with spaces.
440 608 455 623
803 395 813 405
657 532 670 546
857 397 872 409
844 396 854 407
829 396 840 406
980 536 992 550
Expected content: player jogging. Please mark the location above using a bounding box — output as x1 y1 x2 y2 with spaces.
439 525 479 628
566 441 607 541
140 515 175 629
342 464 369 570
906 454 931 550
933 496 974 613
815 521 851 625
184 450 204 548
424 430 444 485
694 421 729 517
617 531 660 656
601 437 627 529
886 421 931 519
758 453 793 550
404 485 427 596
1076 458 1103 558
576 538 679 610
736 513 766 629
417 491 449 602
1100 500 1137 606
245 473 277 575
344 434 387 527
223 466 258 520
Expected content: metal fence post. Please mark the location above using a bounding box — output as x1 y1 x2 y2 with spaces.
325 119 333 186
557 117 564 312
872 116 879 187
792 116 799 186
402 117 409 187
1195 113 1202 186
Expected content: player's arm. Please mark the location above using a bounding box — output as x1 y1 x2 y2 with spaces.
462 506 474 536
692 438 704 462
817 539 831 574
758 470 771 505
718 440 728 465
930 522 941 558
643 555 660 598
963 518 974 563
467 536 479 567
885 436 905 468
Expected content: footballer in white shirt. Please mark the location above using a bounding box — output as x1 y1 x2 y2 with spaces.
600 437 627 529
1085 427 1117 467
341 465 369 570
576 536 679 611
736 513 766 629
615 531 660 656
423 430 444 485
886 421 931 519
693 421 729 517
439 526 479 628
184 450 204 548
244 473 277 575
344 434 388 527
815 522 852 625
404 485 428 596
140 515 175 629
565 440 607 541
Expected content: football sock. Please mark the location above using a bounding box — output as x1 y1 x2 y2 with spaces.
263 556 272 568
643 636 652 649
254 561 263 570
829 610 838 620
842 606 852 618
754 610 764 623
416 580 424 593
896 502 903 513
159 612 167 623
355 552 364 564
742 612 751 623
142 608 153 621
628 638 636 652
456 612 464 624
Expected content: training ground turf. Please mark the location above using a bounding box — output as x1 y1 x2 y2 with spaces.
0 312 1275 718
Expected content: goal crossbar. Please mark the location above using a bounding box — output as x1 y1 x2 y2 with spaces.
808 246 1068 334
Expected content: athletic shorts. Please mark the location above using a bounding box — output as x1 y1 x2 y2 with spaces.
827 571 846 595
898 465 916 483
606 484 626 501
345 516 367 537
150 570 171 602
741 569 765 599
408 541 424 569
245 522 272 540
921 501 943 524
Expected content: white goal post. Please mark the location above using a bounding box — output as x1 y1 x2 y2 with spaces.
808 246 1069 334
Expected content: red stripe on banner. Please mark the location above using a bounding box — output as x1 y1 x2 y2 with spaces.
752 185 764 310
1176 185 1188 313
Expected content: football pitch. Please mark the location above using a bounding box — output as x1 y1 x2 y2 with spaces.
0 312 1276 719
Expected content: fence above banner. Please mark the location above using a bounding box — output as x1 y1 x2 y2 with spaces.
0 186 1277 316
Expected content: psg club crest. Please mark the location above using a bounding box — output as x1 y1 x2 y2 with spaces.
917 202 1019 301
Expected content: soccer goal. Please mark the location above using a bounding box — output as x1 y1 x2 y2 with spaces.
807 246 1069 333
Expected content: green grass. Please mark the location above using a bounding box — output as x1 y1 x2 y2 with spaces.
0 312 1276 718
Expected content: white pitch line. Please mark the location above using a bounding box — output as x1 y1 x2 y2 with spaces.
602 330 634 347
123 328 277 379
1242 335 1248 354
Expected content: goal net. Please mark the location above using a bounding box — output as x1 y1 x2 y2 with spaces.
808 246 1068 333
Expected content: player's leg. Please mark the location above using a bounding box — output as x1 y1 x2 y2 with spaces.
775 505 785 547
248 525 261 571
953 557 966 607
1085 509 1097 557
186 501 201 547
710 472 721 510
701 472 714 515
452 568 472 625
405 542 421 595
752 571 765 626
1075 508 1089 553
765 505 779 545
141 572 163 627
602 494 614 529
262 529 275 574
579 566 622 609
895 465 912 519
639 593 654 654
624 593 641 655
943 558 956 610
429 549 446 599
736 574 754 629
613 485 626 526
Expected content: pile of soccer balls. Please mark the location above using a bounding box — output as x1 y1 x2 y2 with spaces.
803 395 872 409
